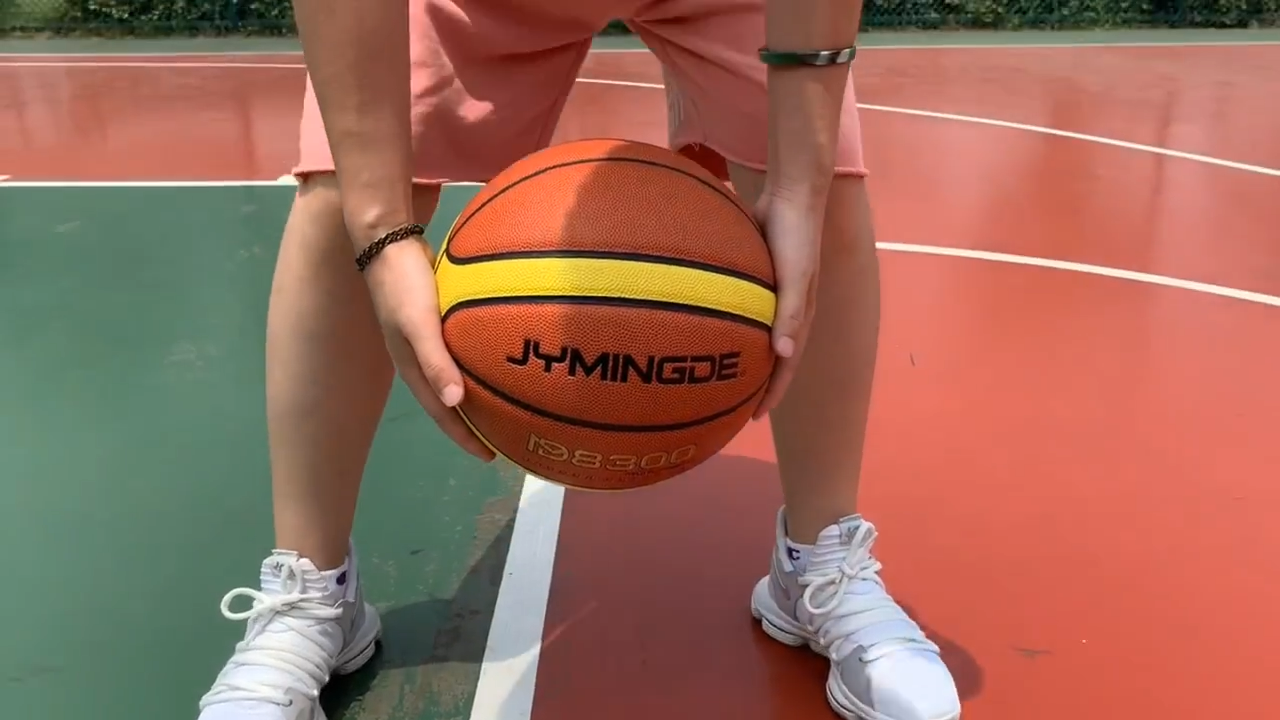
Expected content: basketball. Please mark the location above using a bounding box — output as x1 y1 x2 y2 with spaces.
434 139 776 491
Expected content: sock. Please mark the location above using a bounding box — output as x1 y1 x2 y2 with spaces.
260 551 351 600
319 558 351 597
785 539 814 573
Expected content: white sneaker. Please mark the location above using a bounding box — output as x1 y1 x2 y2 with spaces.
197 548 382 720
751 510 961 720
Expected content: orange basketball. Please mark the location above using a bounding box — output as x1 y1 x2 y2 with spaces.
434 139 776 491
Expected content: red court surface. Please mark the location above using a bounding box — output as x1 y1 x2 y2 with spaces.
4 42 1279 720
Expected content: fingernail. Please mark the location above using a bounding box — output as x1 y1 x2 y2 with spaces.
440 383 463 407
776 336 795 358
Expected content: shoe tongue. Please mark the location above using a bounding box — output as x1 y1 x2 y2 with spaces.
808 515 879 594
820 515 866 544
259 551 334 598
806 516 925 650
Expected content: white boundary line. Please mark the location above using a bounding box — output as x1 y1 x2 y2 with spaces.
857 103 1280 177
0 60 304 68
877 243 1280 306
0 51 309 57
3 37 1279 64
0 179 293 187
574 77 1280 177
0 179 486 188
467 475 563 720
2 39 1280 58
1 178 1276 308
826 39 1280 49
0 67 1275 179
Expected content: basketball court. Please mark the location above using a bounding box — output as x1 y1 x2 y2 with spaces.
2 34 1279 720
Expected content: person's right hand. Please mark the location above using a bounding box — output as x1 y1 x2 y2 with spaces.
363 240 496 462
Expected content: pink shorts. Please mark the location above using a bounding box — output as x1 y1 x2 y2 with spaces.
294 0 866 184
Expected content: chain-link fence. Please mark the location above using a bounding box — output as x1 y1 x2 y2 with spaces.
1 0 1277 34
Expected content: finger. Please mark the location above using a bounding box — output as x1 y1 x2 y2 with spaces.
769 263 815 365
387 333 496 461
400 319 498 461
753 272 819 419
399 310 466 410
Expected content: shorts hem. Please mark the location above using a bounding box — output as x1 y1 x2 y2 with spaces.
672 142 869 180
290 146 869 187
291 166 465 187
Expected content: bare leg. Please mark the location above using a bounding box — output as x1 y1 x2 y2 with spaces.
732 162 959 720
265 174 442 569
726 167 880 544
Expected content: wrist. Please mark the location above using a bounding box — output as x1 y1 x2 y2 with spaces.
340 188 416 252
354 222 428 272
361 236 432 292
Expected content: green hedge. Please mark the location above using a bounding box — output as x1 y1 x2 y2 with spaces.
2 0 1277 34
3 0 295 33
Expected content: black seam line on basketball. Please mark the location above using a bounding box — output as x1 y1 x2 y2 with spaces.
448 156 753 244
445 155 765 268
454 360 769 433
440 295 772 332
443 249 775 291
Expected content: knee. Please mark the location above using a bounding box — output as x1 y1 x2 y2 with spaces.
291 173 443 228
823 174 876 258
292 172 345 223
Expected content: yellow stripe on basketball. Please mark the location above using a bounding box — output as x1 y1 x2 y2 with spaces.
435 255 775 327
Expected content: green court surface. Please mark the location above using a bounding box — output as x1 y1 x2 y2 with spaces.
0 184 516 720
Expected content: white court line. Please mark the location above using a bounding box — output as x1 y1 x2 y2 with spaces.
858 103 1280 177
2 63 1273 179
0 49 310 58
575 77 1280 178
0 179 294 187
2 39 1280 58
878 243 1280 306
3 177 1266 303
0 179 485 188
2 37 1279 64
840 39 1280 49
0 60 304 68
467 476 563 720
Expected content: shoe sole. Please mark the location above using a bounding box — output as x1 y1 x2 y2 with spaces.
749 578 960 720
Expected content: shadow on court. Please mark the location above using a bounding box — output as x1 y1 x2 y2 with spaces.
323 511 524 720
323 452 985 720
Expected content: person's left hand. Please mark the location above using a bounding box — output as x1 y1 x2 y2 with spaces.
751 182 827 420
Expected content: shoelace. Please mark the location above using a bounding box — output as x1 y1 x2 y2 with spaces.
198 563 344 708
798 523 939 663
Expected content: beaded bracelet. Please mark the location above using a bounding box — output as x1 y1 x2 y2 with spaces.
354 223 427 272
